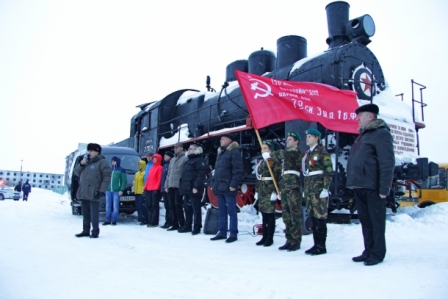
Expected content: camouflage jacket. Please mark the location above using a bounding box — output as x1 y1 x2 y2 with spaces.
256 159 281 197
303 144 333 193
269 148 303 190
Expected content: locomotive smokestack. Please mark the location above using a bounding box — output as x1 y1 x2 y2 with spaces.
325 1 350 48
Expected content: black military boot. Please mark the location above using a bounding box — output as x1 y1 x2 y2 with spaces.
256 221 267 246
278 241 291 250
287 242 301 252
305 228 318 254
310 228 327 255
263 214 275 247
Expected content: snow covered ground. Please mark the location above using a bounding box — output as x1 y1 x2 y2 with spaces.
1 189 447 299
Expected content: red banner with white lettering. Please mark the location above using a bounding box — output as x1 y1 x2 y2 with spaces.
235 70 359 134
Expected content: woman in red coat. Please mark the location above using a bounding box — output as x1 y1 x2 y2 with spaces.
144 154 163 227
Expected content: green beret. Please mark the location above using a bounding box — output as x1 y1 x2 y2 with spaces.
287 132 301 141
262 140 275 150
305 128 322 138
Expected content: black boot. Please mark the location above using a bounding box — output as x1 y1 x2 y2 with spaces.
75 231 90 238
310 228 327 255
278 241 291 250
305 228 318 254
263 214 275 247
256 214 267 246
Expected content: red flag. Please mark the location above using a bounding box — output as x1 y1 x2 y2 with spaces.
235 70 359 134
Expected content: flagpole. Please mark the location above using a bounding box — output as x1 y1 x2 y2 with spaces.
254 129 280 195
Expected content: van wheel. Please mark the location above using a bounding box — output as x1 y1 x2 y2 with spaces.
419 201 435 208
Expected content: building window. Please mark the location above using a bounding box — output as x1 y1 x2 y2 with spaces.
27 174 30 177
7 172 10 175
0 172 3 175
13 179 16 182
39 174 42 177
39 180 42 183
58 181 60 184
6 178 9 181
13 173 16 176
51 186 54 188
33 174 36 177
33 180 36 183
39 185 41 188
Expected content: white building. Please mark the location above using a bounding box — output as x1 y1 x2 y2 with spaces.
0 170 64 189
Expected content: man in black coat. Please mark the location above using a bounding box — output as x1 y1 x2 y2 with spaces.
22 180 32 201
160 151 174 229
73 143 112 238
179 144 207 235
210 134 243 243
346 104 395 266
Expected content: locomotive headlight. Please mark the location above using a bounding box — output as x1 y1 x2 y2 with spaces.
346 14 376 45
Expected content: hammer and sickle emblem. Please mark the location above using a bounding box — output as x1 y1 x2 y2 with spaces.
249 78 273 99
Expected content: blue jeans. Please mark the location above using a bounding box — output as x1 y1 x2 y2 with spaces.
217 194 238 237
105 191 120 222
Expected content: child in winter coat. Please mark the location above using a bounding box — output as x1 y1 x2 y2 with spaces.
144 154 163 227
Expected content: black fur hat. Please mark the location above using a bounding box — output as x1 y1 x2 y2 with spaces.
355 103 379 115
87 143 102 153
221 133 236 141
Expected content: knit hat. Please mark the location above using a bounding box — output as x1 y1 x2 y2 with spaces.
87 143 102 153
305 128 322 138
164 151 174 158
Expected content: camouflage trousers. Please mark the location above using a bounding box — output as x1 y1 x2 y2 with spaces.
305 193 329 219
258 194 276 214
281 188 303 244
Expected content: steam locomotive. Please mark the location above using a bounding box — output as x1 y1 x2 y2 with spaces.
113 1 435 219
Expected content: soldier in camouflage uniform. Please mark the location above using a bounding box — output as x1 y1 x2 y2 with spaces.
263 132 303 252
255 141 281 247
302 128 333 255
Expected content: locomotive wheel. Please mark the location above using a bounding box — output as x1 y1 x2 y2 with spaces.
275 200 282 213
236 184 256 208
207 186 219 208
207 184 256 209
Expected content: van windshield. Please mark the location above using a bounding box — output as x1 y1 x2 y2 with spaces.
103 154 140 174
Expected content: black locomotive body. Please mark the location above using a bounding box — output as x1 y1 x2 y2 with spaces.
114 1 428 217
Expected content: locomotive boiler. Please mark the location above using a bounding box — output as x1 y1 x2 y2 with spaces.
113 1 434 219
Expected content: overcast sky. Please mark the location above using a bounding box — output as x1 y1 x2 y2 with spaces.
1 0 447 175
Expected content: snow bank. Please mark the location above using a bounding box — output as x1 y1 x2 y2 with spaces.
1 189 447 299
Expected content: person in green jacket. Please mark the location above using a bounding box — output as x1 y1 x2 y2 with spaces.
103 156 127 225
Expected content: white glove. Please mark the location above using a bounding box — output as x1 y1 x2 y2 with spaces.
262 152 271 161
277 193 281 201
254 192 259 200
270 192 277 202
320 189 329 198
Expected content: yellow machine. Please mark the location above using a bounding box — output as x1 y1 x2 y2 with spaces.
399 163 448 208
